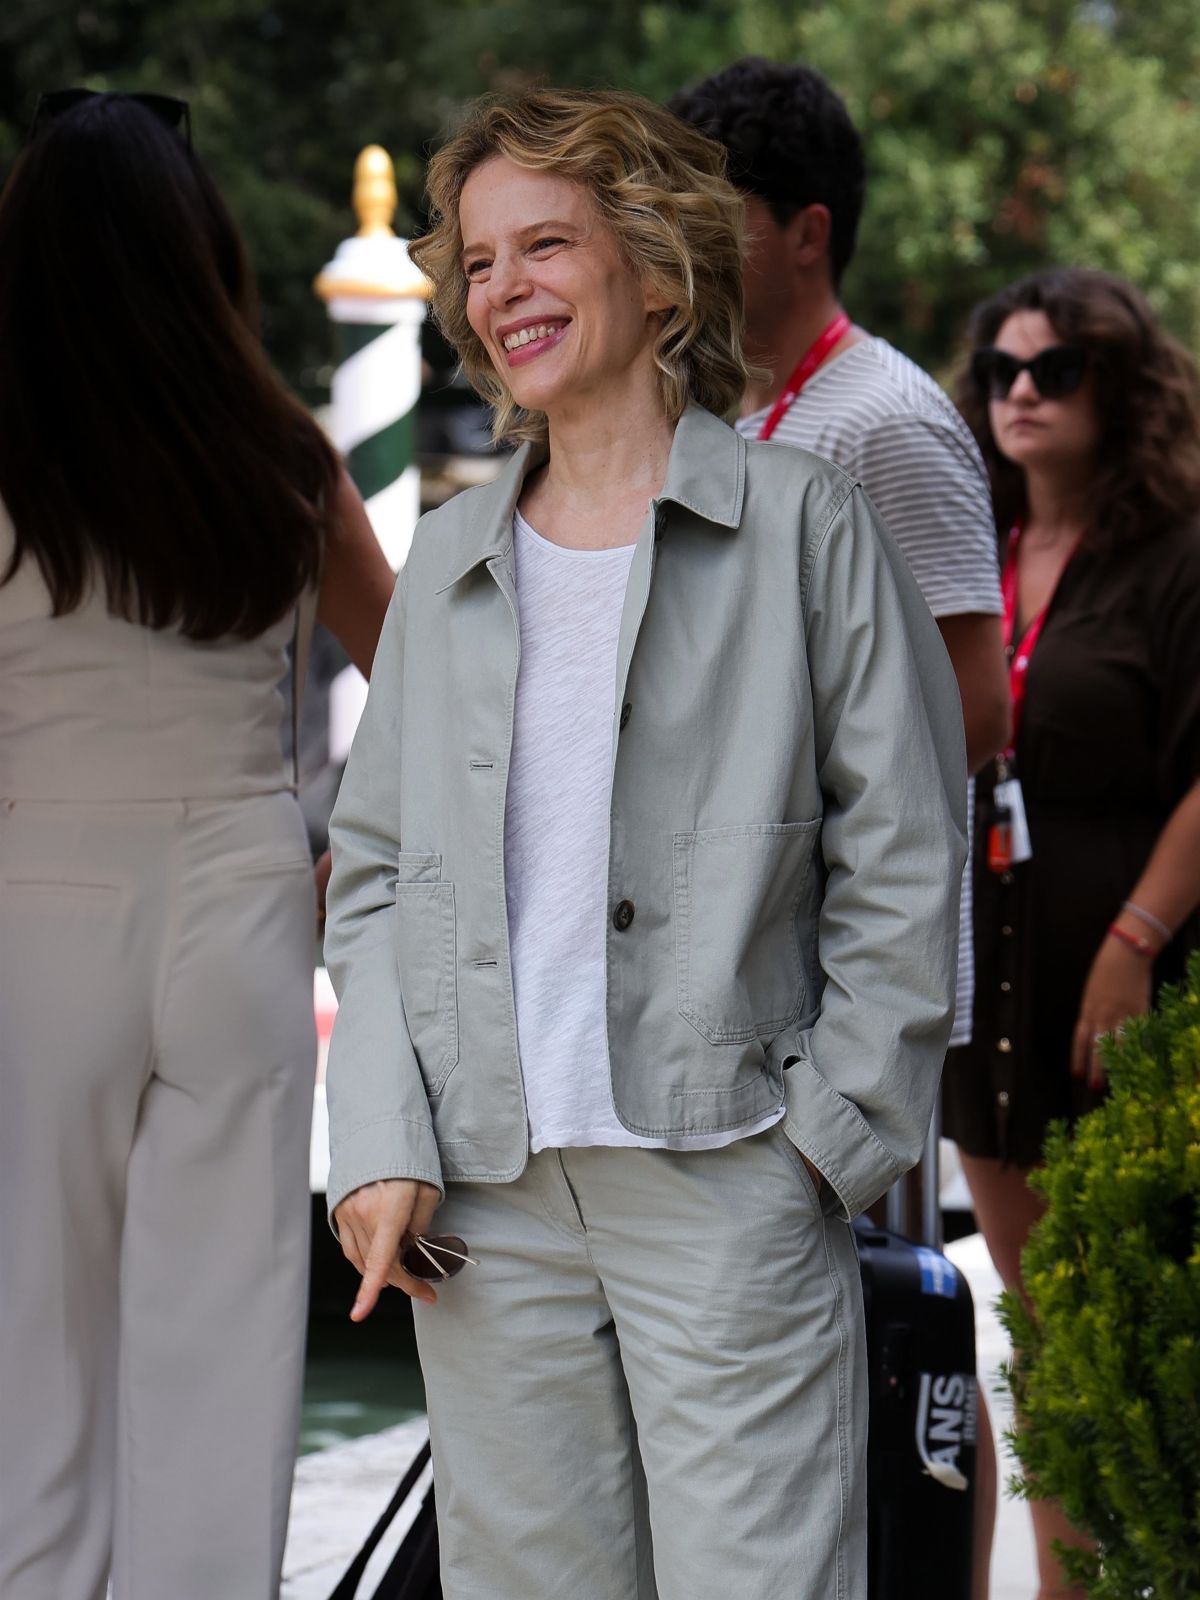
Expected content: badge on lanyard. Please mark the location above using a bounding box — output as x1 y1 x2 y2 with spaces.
988 759 1032 871
988 525 1079 873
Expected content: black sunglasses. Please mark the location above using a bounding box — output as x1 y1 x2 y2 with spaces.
28 89 191 148
971 344 1088 402
400 1234 479 1283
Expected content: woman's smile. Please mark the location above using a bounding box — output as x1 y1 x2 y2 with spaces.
496 315 572 366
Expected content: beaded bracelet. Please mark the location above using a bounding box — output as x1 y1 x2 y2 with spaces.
1122 900 1173 944
1108 922 1158 959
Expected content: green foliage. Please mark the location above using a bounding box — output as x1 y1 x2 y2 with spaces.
2 0 1198 392
1000 953 1200 1599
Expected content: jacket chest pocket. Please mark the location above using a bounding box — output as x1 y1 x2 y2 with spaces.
673 820 821 1045
394 852 459 1094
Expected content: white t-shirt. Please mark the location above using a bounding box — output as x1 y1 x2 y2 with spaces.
504 509 783 1151
738 336 1002 1048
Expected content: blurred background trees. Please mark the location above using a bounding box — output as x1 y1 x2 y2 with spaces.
2 0 1198 398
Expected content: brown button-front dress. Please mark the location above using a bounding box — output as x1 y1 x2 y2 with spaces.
942 521 1200 1168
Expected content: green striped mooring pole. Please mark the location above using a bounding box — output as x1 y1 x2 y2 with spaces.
315 145 431 572
315 146 430 753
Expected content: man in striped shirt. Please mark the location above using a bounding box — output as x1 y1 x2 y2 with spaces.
672 57 1010 1600
672 56 1009 1059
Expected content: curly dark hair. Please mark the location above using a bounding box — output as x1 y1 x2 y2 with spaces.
668 57 866 287
955 269 1200 550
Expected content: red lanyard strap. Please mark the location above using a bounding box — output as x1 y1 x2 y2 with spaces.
757 311 852 442
1001 524 1078 757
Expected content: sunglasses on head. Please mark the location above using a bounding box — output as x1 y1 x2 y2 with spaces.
28 88 191 148
971 344 1088 402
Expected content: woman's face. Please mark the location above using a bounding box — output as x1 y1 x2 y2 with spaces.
459 156 667 419
987 309 1101 476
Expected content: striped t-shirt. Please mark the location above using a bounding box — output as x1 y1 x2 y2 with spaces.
738 335 1002 1048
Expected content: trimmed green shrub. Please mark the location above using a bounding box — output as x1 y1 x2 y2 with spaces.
1000 952 1200 1599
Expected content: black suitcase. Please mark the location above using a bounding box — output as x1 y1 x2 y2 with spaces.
857 1105 978 1600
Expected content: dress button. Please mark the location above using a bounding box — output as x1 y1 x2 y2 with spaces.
997 1037 1012 1053
1000 980 1011 993
619 702 632 730
613 899 636 931
1001 871 1014 886
997 1090 1010 1108
1001 924 1013 937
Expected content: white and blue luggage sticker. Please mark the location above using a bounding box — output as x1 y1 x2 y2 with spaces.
914 1247 959 1299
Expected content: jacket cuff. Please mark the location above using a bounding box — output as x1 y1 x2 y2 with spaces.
326 1114 445 1235
781 1054 904 1221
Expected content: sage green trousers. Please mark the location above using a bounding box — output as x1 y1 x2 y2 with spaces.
412 1127 867 1600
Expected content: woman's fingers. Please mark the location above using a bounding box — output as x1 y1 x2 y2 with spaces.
339 1216 367 1276
352 1213 409 1321
333 1200 367 1274
333 1180 444 1318
1089 1012 1131 1090
313 849 333 926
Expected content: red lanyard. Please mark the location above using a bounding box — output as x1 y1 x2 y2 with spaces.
757 311 852 442
1000 523 1078 757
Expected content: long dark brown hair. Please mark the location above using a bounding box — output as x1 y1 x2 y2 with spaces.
0 93 339 639
955 268 1200 549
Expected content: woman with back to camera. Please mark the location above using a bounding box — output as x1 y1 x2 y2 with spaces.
324 87 967 1599
0 92 394 1599
945 267 1200 1599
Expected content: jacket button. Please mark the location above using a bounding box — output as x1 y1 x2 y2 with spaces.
619 702 632 730
613 899 635 931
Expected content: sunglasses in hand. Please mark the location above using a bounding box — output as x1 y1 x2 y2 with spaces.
400 1234 479 1283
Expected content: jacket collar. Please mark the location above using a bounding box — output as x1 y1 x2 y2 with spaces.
433 403 746 593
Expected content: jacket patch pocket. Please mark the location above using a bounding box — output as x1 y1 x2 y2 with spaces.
394 855 458 1094
673 820 821 1045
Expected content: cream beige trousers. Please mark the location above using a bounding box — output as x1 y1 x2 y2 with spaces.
0 794 316 1600
413 1129 868 1600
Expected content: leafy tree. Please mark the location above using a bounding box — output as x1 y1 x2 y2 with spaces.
2 0 1197 392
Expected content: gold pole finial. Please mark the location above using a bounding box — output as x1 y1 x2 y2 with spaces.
353 146 397 239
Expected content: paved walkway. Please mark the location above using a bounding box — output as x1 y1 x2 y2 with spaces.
283 1233 1038 1599
945 1231 1038 1600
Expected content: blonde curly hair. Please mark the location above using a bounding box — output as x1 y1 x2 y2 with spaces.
409 87 758 446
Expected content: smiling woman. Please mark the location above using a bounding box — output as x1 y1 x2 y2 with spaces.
323 86 969 1600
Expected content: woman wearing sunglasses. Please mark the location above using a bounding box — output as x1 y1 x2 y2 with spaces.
945 267 1200 1597
324 87 966 1600
0 92 394 1598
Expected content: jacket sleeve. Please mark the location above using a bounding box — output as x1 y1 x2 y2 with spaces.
322 564 443 1228
780 484 968 1219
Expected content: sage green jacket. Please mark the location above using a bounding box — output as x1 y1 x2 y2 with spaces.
324 404 966 1222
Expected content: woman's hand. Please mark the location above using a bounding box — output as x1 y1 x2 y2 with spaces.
334 1178 443 1318
1071 936 1152 1092
313 849 332 929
